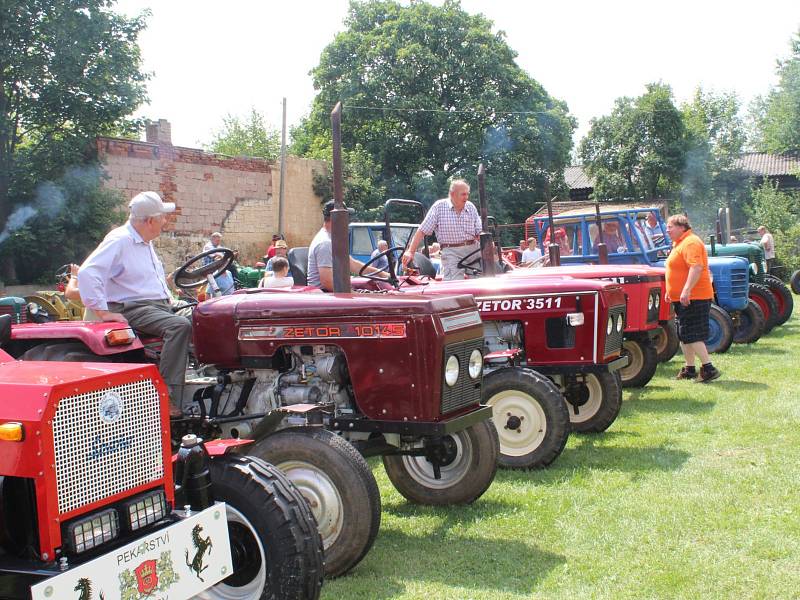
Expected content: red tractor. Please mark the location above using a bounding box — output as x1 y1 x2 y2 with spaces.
0 314 323 600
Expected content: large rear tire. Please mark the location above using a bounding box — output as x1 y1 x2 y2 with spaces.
618 339 658 388
383 420 498 505
248 428 381 578
733 299 766 344
199 454 324 600
705 304 734 354
763 275 794 326
791 270 800 295
653 320 680 363
561 371 622 433
483 367 569 469
749 283 779 333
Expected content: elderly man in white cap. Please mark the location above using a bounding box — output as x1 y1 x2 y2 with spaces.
78 191 191 416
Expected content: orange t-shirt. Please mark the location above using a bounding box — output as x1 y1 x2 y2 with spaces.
665 230 714 300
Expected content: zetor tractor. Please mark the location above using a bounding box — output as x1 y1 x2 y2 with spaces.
0 314 324 600
7 248 498 579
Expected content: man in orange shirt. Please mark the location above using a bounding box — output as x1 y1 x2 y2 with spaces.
664 214 721 383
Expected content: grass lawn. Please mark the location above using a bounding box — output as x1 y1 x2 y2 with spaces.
322 301 800 600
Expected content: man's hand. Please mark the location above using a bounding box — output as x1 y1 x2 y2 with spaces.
664 292 671 304
401 250 414 269
679 290 690 306
94 309 128 323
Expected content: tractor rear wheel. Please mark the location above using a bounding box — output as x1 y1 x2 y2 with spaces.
249 427 380 578
653 320 680 363
733 299 766 344
749 283 779 333
483 367 569 469
618 339 659 388
763 275 794 326
706 304 734 354
198 454 324 600
383 420 499 505
561 371 622 433
791 270 800 295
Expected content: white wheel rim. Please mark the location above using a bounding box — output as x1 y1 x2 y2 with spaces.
653 330 666 355
399 432 472 489
193 505 266 600
619 340 644 381
567 374 603 424
277 460 343 551
487 389 547 457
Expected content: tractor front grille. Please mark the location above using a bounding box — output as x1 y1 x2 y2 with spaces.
729 268 748 299
604 305 626 356
52 378 164 514
0 305 26 324
441 338 483 415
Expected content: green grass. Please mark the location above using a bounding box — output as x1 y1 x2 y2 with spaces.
322 302 800 600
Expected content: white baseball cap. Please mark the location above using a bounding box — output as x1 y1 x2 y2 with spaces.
129 191 176 218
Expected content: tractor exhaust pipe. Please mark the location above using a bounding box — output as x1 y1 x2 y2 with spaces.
330 102 351 294
594 200 609 264
477 164 497 277
545 183 561 267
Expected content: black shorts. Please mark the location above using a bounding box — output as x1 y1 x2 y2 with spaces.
673 299 711 344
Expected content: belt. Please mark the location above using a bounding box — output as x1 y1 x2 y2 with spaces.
440 240 478 249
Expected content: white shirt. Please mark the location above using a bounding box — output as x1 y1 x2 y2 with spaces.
419 198 482 244
260 275 295 288
521 247 542 263
78 221 172 310
761 232 775 260
307 227 332 288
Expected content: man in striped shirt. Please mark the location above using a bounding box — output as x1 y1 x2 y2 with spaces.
402 179 482 280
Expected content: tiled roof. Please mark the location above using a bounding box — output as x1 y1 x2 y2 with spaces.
564 165 594 190
733 153 800 177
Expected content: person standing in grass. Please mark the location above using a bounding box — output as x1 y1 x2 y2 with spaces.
664 214 721 383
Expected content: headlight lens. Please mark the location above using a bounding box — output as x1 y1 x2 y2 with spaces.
655 294 661 308
648 295 654 310
468 349 482 379
607 317 613 336
123 490 167 532
445 355 460 387
67 508 119 554
616 314 624 332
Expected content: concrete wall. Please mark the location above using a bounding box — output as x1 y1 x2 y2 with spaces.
96 120 326 271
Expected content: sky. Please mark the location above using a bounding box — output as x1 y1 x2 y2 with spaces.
115 0 800 152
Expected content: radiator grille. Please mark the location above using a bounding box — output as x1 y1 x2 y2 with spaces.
0 305 27 323
441 338 483 414
729 268 748 299
604 305 626 356
52 379 164 514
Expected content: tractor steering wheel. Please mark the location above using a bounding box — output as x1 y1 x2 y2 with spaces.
174 248 235 290
358 245 402 287
455 247 483 276
55 264 73 286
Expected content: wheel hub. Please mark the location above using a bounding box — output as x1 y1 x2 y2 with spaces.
505 414 523 431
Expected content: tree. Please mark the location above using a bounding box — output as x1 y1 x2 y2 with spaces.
207 108 281 159
292 0 574 223
579 83 686 202
0 0 148 281
749 28 800 153
680 88 746 225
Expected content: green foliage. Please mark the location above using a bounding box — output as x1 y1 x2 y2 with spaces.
292 0 575 223
579 82 686 201
0 0 148 282
680 88 746 225
207 108 281 159
749 179 800 233
749 28 800 153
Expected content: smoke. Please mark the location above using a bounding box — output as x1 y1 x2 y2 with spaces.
0 205 37 244
0 171 77 245
483 125 513 157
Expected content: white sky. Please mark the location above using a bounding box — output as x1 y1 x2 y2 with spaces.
115 0 800 151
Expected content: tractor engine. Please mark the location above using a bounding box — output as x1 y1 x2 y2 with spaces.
482 321 523 364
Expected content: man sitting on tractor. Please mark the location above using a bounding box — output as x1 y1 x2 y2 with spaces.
77 191 190 416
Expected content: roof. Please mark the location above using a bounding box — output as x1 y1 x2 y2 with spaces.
564 165 594 190
530 200 667 218
733 153 800 177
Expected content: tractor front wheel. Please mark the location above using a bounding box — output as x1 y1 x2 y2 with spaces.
706 304 734 354
383 420 499 505
249 427 381 578
749 283 779 333
618 339 659 388
733 299 766 344
653 320 680 363
198 454 324 600
561 371 622 433
483 367 569 469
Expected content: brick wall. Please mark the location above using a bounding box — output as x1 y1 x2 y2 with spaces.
96 121 326 271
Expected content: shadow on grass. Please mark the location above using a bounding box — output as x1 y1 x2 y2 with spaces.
343 502 565 598
727 344 788 355
707 379 769 391
622 389 715 415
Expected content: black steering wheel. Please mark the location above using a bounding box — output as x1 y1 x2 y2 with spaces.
455 247 483 276
174 248 235 290
55 264 73 286
358 245 403 286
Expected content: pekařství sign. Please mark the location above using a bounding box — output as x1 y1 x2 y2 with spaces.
31 504 232 600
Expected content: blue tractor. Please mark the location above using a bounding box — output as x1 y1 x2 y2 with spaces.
526 202 765 353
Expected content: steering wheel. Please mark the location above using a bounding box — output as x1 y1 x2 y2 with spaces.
55 264 73 286
358 245 403 286
174 248 235 290
455 247 483 276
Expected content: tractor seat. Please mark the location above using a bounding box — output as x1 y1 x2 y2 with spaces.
288 247 309 287
411 252 437 278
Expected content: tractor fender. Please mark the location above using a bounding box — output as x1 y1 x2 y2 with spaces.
10 321 145 356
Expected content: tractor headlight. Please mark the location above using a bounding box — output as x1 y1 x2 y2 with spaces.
67 508 119 554
648 295 654 310
445 355 460 387
607 317 613 336
616 314 624 332
468 349 482 379
123 489 167 532
655 294 661 308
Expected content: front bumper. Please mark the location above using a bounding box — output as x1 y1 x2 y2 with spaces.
531 355 629 375
331 404 494 436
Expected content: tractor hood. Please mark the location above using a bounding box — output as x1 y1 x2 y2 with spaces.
507 264 665 283
406 274 622 299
